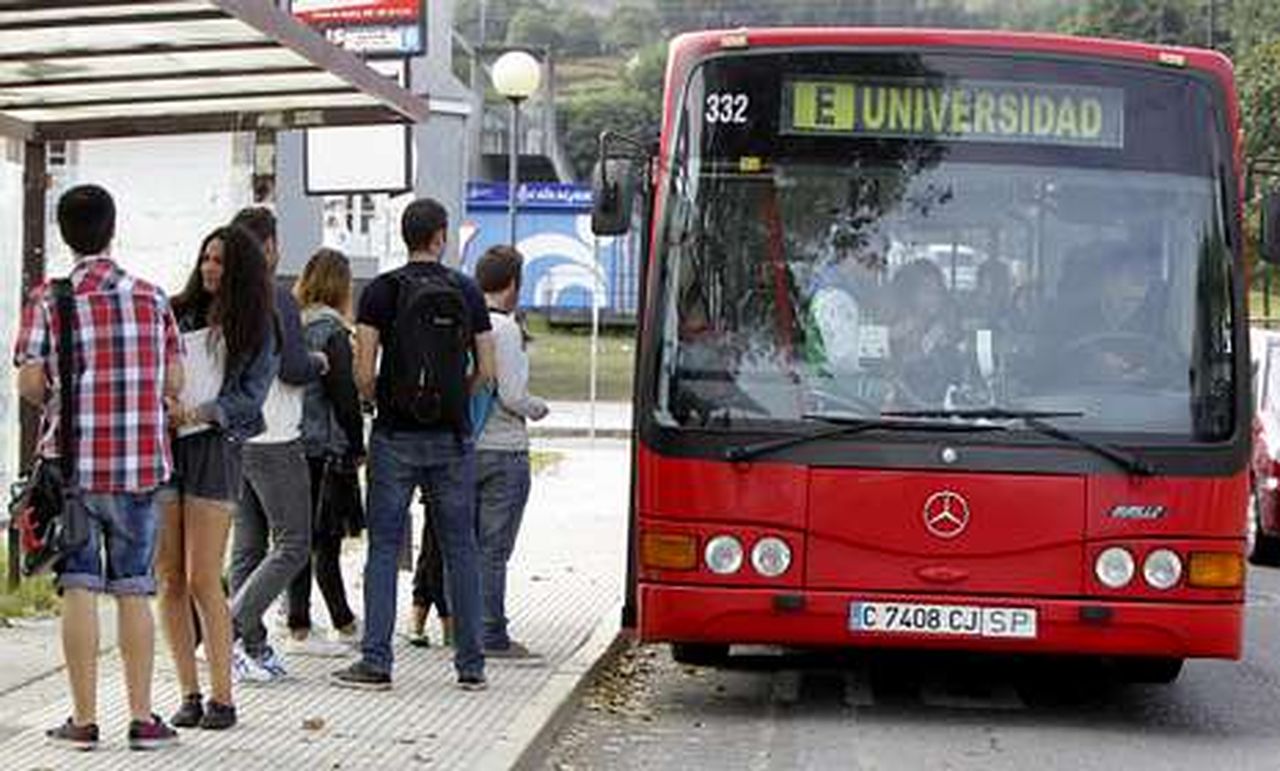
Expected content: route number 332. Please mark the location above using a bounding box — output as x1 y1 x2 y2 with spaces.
706 92 750 125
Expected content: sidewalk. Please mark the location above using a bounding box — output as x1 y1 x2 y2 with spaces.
531 401 632 439
0 438 629 769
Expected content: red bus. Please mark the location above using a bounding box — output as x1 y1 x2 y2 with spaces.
594 28 1253 683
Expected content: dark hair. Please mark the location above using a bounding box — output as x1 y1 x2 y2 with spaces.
173 225 274 370
401 198 448 253
294 247 352 317
57 184 115 256
475 245 524 294
231 206 277 247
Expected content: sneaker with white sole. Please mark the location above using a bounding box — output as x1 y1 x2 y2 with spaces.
484 640 543 660
335 619 361 649
232 644 273 685
255 646 289 679
284 634 349 658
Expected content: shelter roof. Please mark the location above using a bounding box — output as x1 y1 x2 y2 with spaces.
0 0 431 141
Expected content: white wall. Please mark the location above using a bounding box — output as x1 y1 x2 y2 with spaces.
51 133 251 295
0 143 23 495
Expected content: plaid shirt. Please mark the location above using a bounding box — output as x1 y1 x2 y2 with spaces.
13 257 182 493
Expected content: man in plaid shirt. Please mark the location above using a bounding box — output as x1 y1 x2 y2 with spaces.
14 185 184 751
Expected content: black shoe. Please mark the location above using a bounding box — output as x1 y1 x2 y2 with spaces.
457 672 488 691
198 700 237 731
331 660 392 691
45 718 99 751
128 714 179 751
170 693 203 728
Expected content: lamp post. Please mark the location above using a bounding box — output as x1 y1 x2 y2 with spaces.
491 50 542 246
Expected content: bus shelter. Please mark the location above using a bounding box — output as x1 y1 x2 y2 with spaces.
0 0 434 585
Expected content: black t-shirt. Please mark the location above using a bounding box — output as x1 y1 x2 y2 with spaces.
356 261 492 432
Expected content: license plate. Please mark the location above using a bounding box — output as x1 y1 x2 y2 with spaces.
848 601 1038 639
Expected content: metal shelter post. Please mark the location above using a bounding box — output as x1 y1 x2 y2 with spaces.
12 140 46 590
507 98 520 245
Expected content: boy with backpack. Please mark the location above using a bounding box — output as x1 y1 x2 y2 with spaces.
331 198 494 691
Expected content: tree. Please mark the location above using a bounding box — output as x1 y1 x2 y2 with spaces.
560 84 662 179
1057 0 1207 46
455 0 521 46
624 42 667 96
603 3 662 53
1227 0 1280 58
505 4 561 50
1239 38 1280 163
561 9 602 57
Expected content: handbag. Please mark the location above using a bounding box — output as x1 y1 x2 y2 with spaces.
11 278 90 576
316 455 364 539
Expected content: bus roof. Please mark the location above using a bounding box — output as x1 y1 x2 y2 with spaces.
661 28 1241 184
668 27 1235 85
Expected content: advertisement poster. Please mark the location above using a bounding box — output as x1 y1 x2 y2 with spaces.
291 0 425 57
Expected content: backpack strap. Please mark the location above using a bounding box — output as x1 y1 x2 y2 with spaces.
51 278 77 484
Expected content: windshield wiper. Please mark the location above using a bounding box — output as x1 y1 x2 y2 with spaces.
881 408 1154 477
723 415 1005 463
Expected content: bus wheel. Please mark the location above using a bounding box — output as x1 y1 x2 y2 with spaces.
1117 657 1184 684
1248 489 1280 567
671 643 730 667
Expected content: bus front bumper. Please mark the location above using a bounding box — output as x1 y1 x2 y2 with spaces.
638 584 1242 659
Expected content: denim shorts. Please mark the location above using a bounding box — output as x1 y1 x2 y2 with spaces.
161 428 244 503
57 492 160 596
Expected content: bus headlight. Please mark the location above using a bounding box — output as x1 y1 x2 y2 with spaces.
1095 547 1135 588
704 535 744 575
750 537 792 577
1142 549 1183 590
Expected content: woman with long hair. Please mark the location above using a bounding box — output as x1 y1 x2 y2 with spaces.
155 225 277 731
285 248 365 652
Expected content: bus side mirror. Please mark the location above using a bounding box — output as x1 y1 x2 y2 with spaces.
1263 191 1280 265
591 158 636 237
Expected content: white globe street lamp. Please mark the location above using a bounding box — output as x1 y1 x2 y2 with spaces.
491 50 542 245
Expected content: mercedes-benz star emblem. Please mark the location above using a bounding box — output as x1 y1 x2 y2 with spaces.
923 490 971 539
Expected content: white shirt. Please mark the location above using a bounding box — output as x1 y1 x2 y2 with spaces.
177 328 224 438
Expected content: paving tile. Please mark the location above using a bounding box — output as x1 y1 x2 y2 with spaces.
0 439 628 771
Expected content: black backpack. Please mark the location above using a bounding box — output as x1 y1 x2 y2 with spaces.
386 265 472 431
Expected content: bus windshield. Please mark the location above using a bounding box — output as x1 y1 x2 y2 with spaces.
654 51 1236 441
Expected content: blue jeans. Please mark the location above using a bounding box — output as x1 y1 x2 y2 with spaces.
475 450 531 649
363 428 483 678
57 492 159 596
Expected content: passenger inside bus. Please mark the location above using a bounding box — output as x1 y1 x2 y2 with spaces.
886 258 965 407
805 228 887 373
1037 240 1183 387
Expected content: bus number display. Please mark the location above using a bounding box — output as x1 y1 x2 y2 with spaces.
706 92 750 125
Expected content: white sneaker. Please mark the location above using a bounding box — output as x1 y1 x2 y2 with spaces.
285 633 349 658
232 643 274 684
335 619 362 649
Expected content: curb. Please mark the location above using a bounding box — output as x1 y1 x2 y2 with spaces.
528 427 632 440
473 604 628 771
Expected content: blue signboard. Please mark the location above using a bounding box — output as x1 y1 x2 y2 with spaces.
461 182 637 316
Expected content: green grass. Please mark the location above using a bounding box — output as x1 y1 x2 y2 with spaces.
526 316 636 402
530 450 565 475
0 546 59 624
1252 288 1280 322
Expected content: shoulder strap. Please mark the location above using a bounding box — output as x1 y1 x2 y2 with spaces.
51 278 77 482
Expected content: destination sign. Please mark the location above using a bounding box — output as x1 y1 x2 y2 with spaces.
782 77 1125 149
